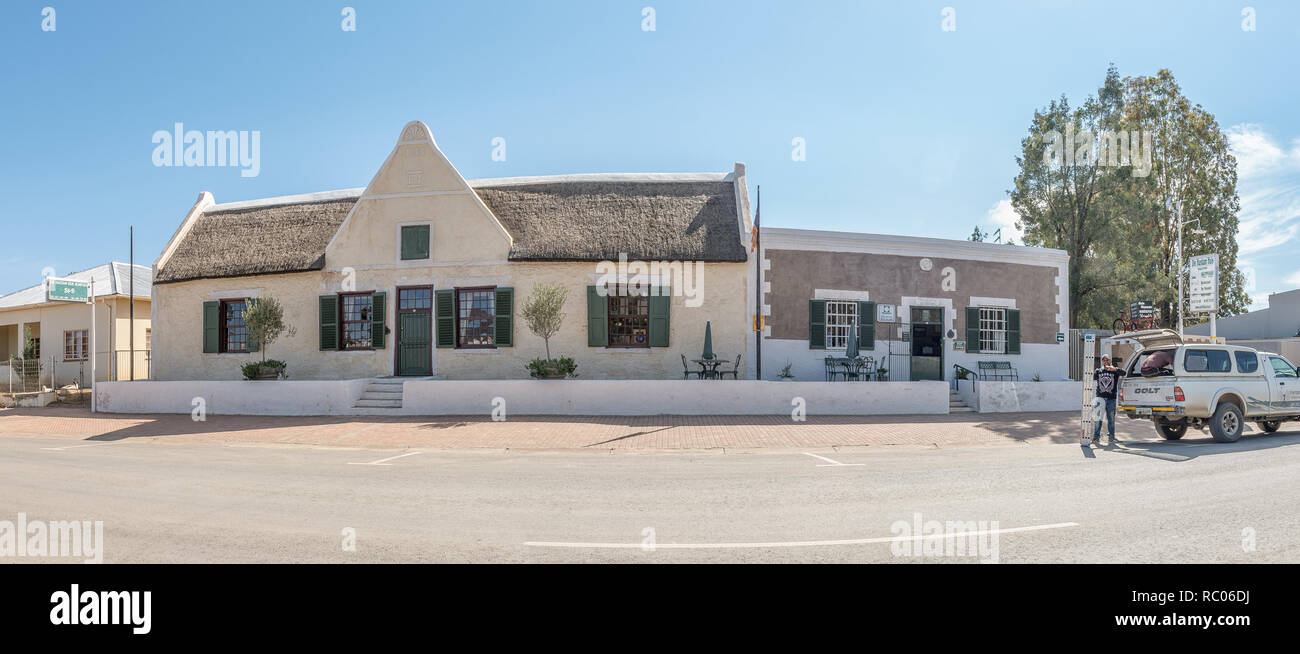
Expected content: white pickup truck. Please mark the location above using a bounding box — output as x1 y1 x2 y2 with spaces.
1116 329 1300 442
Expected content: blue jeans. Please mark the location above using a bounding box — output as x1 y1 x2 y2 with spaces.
1093 397 1117 440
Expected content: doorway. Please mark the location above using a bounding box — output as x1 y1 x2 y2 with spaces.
910 306 944 381
396 286 433 376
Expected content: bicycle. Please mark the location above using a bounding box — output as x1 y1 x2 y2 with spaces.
1112 310 1159 333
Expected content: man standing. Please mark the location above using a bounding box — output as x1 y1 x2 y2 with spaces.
1093 355 1124 446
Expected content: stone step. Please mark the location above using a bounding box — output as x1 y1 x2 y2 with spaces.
354 399 402 408
950 406 976 413
360 391 404 400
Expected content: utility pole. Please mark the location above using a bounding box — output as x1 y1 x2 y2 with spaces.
130 226 135 381
1176 201 1184 337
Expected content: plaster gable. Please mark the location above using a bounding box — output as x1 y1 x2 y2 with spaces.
325 121 512 267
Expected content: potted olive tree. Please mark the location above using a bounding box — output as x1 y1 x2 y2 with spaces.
521 283 577 379
241 292 296 380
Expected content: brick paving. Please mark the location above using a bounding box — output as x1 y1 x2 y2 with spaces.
0 405 1169 451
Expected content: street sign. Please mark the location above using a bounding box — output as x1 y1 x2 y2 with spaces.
1188 254 1219 313
876 303 896 323
1056 332 1065 343
47 277 91 303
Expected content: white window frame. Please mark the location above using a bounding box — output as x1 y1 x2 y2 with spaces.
64 329 89 362
979 307 1008 355
824 300 858 350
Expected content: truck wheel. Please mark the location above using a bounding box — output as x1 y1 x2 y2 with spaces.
1157 420 1187 440
1258 421 1281 433
1209 403 1245 443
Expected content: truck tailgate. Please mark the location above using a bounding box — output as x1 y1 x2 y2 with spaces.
1121 378 1177 406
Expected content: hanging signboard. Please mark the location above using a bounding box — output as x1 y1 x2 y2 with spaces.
47 277 91 303
1188 254 1219 314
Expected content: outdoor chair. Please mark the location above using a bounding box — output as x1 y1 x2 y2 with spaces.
841 358 866 381
718 354 742 379
681 354 701 380
824 357 842 381
861 357 876 381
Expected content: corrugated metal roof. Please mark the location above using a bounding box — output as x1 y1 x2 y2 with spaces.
0 263 152 310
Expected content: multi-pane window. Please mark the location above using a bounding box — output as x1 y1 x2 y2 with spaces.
824 300 857 349
221 300 249 353
399 287 432 311
457 288 496 347
340 293 374 350
608 285 650 347
64 330 88 361
979 307 1007 354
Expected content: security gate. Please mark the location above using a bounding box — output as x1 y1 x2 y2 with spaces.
396 287 433 377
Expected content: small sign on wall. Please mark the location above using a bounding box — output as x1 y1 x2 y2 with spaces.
876 303 896 323
953 340 965 351
1056 332 1065 343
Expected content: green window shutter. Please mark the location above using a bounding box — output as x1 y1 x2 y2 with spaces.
371 292 387 349
400 225 430 260
858 301 876 349
648 286 670 347
809 299 826 350
202 301 219 353
586 286 608 347
1006 308 1021 355
319 295 339 351
435 289 455 348
246 297 260 352
494 287 513 347
965 306 982 353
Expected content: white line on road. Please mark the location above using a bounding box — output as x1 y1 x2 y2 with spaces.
347 451 422 466
40 442 123 451
802 452 865 467
524 522 1080 549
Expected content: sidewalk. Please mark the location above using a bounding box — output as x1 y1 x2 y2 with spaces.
0 406 1169 452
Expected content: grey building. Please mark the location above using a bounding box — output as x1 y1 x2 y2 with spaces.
1185 288 1300 362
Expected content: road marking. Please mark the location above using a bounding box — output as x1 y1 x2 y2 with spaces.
802 452 865 467
347 451 422 466
525 522 1079 549
40 442 122 451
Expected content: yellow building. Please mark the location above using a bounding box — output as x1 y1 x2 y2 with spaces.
0 263 152 389
150 121 754 382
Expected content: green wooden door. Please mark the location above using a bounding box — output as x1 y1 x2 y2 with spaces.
398 312 433 376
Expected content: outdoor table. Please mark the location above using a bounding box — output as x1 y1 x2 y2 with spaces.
693 358 725 379
828 357 868 381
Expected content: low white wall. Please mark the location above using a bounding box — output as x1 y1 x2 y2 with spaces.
402 380 950 416
96 379 369 416
974 380 1081 413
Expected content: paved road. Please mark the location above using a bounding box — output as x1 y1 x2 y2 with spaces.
3 426 1299 563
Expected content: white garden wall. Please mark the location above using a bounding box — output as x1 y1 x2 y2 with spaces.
96 379 370 416
93 379 950 416
971 380 1081 413
401 380 949 416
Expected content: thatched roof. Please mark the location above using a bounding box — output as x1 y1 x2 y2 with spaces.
473 178 748 262
154 198 353 284
155 174 747 284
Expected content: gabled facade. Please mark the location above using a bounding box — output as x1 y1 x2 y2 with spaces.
151 121 754 381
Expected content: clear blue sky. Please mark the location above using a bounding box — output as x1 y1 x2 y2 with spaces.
3 0 1298 309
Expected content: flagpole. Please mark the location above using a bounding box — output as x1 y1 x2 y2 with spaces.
754 186 762 381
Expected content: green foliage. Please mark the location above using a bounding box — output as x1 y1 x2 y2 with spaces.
526 357 578 379
241 359 287 380
969 226 987 242
779 361 794 379
22 337 38 360
245 293 296 362
1010 66 1248 329
520 283 568 360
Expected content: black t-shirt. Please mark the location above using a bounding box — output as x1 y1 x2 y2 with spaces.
1094 368 1124 399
